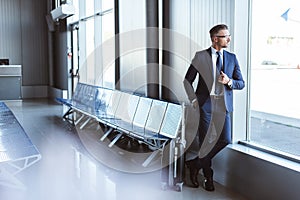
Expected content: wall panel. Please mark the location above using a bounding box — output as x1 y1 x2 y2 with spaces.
21 0 49 86
0 0 49 98
0 0 22 64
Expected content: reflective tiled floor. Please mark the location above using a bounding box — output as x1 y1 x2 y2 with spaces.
1 99 247 200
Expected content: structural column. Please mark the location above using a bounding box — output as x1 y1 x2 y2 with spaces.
146 0 159 99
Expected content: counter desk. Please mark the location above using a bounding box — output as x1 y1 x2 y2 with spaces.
0 65 22 100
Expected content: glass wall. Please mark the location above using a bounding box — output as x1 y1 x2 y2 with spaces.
68 0 115 88
249 0 300 159
101 7 115 89
118 0 146 94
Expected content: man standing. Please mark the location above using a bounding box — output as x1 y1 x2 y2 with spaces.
183 24 245 191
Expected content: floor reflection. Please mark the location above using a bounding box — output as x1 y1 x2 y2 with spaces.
1 99 247 200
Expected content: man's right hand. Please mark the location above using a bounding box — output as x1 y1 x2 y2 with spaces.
192 99 198 109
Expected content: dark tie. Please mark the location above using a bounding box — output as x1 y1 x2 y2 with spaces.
215 51 223 95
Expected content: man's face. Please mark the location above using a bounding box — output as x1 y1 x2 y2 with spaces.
214 29 231 48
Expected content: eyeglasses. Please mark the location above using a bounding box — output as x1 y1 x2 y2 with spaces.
216 35 231 38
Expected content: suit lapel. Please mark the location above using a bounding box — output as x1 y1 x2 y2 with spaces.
205 48 213 79
223 50 229 74
200 48 213 91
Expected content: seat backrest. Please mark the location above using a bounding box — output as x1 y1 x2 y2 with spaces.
114 92 140 122
95 87 112 110
74 83 93 105
84 84 97 108
105 90 122 117
132 97 152 130
72 82 84 102
94 87 104 110
80 84 91 104
159 103 182 139
145 99 168 133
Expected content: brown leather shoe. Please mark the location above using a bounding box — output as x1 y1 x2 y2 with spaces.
203 177 215 191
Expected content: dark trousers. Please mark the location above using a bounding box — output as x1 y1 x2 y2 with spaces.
197 97 231 178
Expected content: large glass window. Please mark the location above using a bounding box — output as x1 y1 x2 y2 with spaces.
69 0 115 88
102 11 115 88
249 0 300 159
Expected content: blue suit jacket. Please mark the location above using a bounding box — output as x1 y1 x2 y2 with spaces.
183 48 245 112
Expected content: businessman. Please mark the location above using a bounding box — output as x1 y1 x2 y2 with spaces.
183 24 245 191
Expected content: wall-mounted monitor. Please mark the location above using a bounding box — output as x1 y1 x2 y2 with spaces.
0 59 9 65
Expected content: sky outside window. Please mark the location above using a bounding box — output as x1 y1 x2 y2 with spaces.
249 0 300 158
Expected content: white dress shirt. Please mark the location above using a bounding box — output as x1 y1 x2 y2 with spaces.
210 47 224 96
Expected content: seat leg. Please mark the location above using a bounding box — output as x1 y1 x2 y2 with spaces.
108 133 123 148
100 127 114 141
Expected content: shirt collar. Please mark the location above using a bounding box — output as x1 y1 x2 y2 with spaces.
211 47 223 56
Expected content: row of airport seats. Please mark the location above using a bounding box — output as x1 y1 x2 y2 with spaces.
56 82 186 191
56 82 183 151
0 101 41 189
